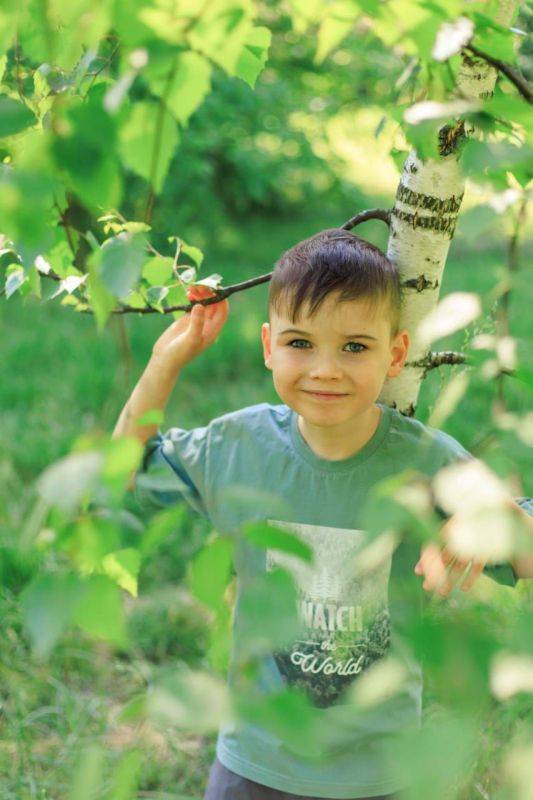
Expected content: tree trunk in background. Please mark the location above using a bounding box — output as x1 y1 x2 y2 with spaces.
379 0 519 416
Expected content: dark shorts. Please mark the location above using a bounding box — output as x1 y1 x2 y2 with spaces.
204 756 395 800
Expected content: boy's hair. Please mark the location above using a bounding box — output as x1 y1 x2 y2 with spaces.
268 228 402 337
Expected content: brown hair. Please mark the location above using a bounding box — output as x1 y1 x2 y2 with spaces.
268 228 402 336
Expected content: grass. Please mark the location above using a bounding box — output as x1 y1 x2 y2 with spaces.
0 201 531 798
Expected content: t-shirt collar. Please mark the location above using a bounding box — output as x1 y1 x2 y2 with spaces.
288 402 392 472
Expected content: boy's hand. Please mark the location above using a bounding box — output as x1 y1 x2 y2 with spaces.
414 515 486 598
151 284 229 371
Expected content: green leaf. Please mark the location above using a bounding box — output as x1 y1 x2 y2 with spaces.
68 744 105 800
0 166 57 265
0 96 37 137
235 25 271 87
27 264 41 298
37 451 104 514
472 12 516 62
51 85 122 211
5 265 26 298
142 256 174 285
140 505 188 557
148 664 231 733
97 232 147 299
315 2 359 65
101 548 141 597
136 408 165 427
147 50 212 125
238 568 301 658
21 572 85 658
87 255 117 331
189 535 234 612
242 521 314 563
118 100 179 193
166 283 188 309
104 749 142 800
187 1 255 75
73 574 128 647
180 240 204 267
146 285 169 310
103 436 143 482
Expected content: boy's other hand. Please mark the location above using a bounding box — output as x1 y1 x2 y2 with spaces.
151 284 229 372
414 515 486 598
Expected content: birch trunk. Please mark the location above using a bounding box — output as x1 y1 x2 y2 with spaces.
379 0 519 416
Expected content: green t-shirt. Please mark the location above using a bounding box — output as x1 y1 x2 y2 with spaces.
135 402 519 799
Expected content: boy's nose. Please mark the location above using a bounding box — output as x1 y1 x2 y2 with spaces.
308 357 344 380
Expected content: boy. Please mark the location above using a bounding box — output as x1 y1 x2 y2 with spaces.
113 229 524 800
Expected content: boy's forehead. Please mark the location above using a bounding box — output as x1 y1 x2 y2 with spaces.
270 294 388 332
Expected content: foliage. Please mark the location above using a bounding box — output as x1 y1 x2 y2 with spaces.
1 1 532 798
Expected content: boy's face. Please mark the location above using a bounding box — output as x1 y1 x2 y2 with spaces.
261 292 409 429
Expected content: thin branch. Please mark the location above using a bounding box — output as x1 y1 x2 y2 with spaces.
83 40 121 99
464 44 533 104
494 195 528 414
341 208 391 230
144 56 178 225
408 351 467 372
53 198 77 258
25 207 392 314
109 272 274 315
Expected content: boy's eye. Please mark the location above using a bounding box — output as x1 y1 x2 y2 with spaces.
287 339 366 353
345 342 366 353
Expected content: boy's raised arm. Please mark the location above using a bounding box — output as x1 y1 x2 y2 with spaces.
112 286 230 480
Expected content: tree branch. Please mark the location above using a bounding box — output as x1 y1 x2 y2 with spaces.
464 44 533 104
408 351 467 372
28 207 391 315
341 208 391 230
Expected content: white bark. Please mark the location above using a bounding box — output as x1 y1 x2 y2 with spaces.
379 0 519 415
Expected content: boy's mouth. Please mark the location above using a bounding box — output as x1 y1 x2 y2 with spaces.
303 390 348 399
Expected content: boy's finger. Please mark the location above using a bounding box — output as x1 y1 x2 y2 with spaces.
420 544 449 592
459 560 485 591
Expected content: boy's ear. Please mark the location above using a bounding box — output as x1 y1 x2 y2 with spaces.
387 329 409 377
261 322 272 369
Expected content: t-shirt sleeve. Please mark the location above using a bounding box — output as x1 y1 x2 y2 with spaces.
133 424 212 519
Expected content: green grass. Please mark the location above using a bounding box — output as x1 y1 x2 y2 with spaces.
0 204 531 798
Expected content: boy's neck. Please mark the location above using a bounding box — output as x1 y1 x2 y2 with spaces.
297 404 381 462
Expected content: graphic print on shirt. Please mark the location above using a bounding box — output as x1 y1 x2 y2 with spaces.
266 519 393 709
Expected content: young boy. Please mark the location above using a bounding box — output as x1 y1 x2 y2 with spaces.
113 229 522 800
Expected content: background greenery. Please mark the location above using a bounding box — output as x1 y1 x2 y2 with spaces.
1 1 532 798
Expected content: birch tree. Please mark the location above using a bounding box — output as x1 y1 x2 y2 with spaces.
1 2 532 797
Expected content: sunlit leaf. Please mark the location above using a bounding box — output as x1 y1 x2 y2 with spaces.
490 652 533 700
147 50 212 125
417 292 481 345
432 16 473 61
73 574 128 647
235 25 271 87
189 535 234 612
242 521 314 562
102 548 141 597
68 744 105 800
315 1 359 65
142 256 174 286
118 100 179 193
